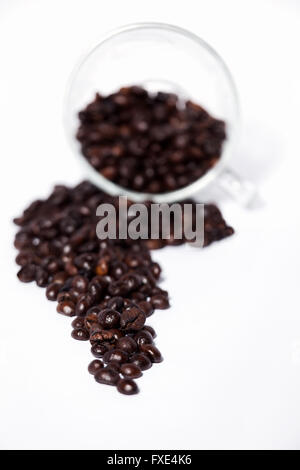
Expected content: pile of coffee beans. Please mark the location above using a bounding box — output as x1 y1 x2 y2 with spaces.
14 181 234 395
77 86 226 194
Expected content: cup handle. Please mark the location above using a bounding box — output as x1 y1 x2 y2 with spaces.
216 167 259 208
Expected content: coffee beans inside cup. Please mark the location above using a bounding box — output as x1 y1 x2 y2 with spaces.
76 86 226 194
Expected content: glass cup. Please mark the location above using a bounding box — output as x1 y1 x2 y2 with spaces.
64 22 255 205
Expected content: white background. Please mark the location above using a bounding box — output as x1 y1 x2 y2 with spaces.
0 0 300 450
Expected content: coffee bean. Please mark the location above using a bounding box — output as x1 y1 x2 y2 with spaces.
17 264 36 282
140 344 163 363
143 325 157 339
120 363 142 379
91 342 108 358
94 367 119 385
115 336 137 354
129 353 152 371
103 349 129 364
71 328 89 341
56 300 76 317
120 306 146 331
98 308 120 329
117 378 139 395
134 330 153 347
71 316 85 329
46 282 60 301
138 300 154 317
88 359 104 375
151 294 170 309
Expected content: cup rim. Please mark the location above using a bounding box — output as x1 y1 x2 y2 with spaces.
64 22 240 203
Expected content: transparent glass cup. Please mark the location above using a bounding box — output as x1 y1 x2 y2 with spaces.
64 22 255 204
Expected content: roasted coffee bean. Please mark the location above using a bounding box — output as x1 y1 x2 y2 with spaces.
116 336 137 354
150 262 161 280
151 294 170 309
88 359 104 375
117 378 139 395
56 300 76 317
98 308 120 329
17 264 36 282
140 344 163 363
91 342 108 358
71 328 89 341
94 367 119 386
71 275 88 292
103 349 129 364
107 296 123 310
120 306 146 331
107 361 121 372
35 267 49 287
143 325 157 339
75 293 94 316
46 282 61 301
134 330 153 347
137 300 154 317
71 316 85 329
83 312 99 330
120 363 142 379
129 353 152 371
52 271 69 285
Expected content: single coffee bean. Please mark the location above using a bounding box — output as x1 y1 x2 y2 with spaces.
71 328 89 341
91 342 108 358
83 312 99 330
75 293 94 316
56 300 76 317
103 348 129 364
17 264 36 282
106 296 124 310
151 294 170 309
143 325 157 339
94 367 119 386
35 267 49 287
107 361 121 372
129 353 152 371
120 363 142 379
117 378 139 395
120 306 146 331
71 275 88 292
116 336 137 354
138 300 154 317
71 316 85 329
98 308 120 329
46 282 60 301
88 359 104 375
140 344 163 363
134 330 153 347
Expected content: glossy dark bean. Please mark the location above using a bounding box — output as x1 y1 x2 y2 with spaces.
91 342 108 358
35 267 49 287
98 308 120 329
56 300 76 317
120 363 142 379
107 361 121 372
103 349 129 364
71 328 89 341
17 264 36 282
71 316 85 329
143 325 157 339
115 336 137 354
137 300 154 317
88 359 104 375
107 296 124 310
120 306 146 331
71 275 88 292
75 293 94 316
151 294 170 309
129 353 152 371
94 367 119 386
117 378 139 395
46 282 60 301
134 330 153 347
140 344 163 363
